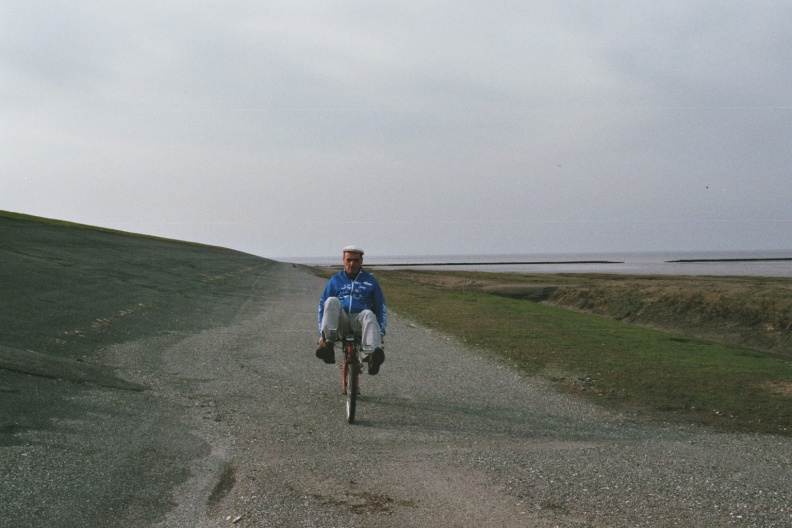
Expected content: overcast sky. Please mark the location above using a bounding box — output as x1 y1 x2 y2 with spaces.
3 1 791 260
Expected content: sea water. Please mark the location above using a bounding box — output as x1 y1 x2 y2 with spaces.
292 250 792 278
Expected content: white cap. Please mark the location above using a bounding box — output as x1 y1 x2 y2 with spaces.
342 245 364 255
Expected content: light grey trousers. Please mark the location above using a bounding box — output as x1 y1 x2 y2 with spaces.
321 297 383 353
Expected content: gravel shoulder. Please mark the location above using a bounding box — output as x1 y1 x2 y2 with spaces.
158 268 792 528
2 218 791 527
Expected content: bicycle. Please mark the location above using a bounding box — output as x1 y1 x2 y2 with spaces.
340 332 362 424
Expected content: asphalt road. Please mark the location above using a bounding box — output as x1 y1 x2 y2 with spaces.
2 217 791 527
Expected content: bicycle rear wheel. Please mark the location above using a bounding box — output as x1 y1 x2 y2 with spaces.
345 360 357 424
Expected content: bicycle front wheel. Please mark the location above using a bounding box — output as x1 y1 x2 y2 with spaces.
345 360 357 424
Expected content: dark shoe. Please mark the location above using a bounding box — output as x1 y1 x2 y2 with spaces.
316 344 335 364
368 347 384 375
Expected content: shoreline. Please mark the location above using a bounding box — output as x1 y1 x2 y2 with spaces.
363 260 623 267
367 257 792 267
311 255 792 278
322 257 792 269
668 257 792 263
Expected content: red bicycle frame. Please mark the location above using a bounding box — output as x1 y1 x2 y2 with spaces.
341 334 361 396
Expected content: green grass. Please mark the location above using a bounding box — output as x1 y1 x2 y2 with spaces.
378 273 792 435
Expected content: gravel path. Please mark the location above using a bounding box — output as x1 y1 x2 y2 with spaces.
142 264 792 527
3 255 791 527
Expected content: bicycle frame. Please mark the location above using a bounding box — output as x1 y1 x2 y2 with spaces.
340 332 362 423
341 333 361 394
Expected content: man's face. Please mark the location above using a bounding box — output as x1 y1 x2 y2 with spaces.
343 251 363 277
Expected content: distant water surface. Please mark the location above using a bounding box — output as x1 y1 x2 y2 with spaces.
292 250 792 278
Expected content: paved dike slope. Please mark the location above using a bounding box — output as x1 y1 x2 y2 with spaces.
2 215 792 527
1 215 294 526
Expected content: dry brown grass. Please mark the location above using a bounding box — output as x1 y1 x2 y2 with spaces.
373 269 792 434
375 270 792 360
546 275 792 360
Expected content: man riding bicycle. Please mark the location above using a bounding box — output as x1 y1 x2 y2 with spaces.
316 245 386 375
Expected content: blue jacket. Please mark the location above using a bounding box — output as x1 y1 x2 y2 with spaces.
318 268 387 336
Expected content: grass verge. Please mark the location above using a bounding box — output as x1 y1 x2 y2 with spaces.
0 210 222 250
375 271 792 436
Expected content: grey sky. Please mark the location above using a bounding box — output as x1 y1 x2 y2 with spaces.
3 1 791 259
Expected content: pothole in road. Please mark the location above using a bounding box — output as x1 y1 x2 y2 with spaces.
313 488 417 514
207 463 237 510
